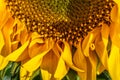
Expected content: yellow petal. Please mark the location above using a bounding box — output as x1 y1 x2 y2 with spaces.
82 28 100 57
54 41 84 79
87 51 98 80
0 55 9 70
22 45 51 72
20 29 29 44
13 19 25 35
22 55 42 73
40 50 59 75
41 69 52 80
0 0 9 27
108 44 120 80
0 0 5 19
0 31 4 53
95 24 109 70
52 44 61 58
110 22 120 48
113 0 120 22
20 67 32 80
54 56 69 79
29 38 44 47
11 41 19 51
17 47 29 62
111 4 119 22
62 41 73 65
1 17 15 56
62 41 84 72
29 38 52 58
6 41 29 61
22 39 54 72
29 40 46 58
82 33 91 57
97 62 106 75
73 42 87 80
30 32 44 42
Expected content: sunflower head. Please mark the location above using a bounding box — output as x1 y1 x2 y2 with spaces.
1 0 120 80
5 0 115 43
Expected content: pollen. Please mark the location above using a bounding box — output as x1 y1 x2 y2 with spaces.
5 0 115 41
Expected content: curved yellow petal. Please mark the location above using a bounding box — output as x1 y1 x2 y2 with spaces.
0 55 9 70
95 24 109 71
111 4 119 22
113 0 120 22
62 41 84 72
54 41 84 79
108 44 120 80
73 42 87 80
54 56 69 79
87 51 98 80
0 31 4 53
0 0 5 18
6 41 29 61
82 33 92 57
0 0 9 27
29 32 44 45
40 50 59 75
20 67 32 80
22 51 47 72
52 44 61 58
110 22 120 48
1 17 15 57
17 47 30 62
62 41 73 65
29 39 46 58
20 29 29 45
110 4 120 46
82 28 100 57
41 69 52 80
11 41 19 52
22 40 53 72
109 1 120 80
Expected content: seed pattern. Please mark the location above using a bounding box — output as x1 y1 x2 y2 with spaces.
5 0 115 41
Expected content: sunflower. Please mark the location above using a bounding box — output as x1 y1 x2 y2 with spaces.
0 0 119 80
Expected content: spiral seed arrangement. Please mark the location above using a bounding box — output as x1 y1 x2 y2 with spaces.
6 0 115 42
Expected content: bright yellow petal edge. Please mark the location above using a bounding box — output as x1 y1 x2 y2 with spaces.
0 0 119 80
108 1 120 80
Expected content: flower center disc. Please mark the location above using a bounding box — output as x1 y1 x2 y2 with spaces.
6 0 114 41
